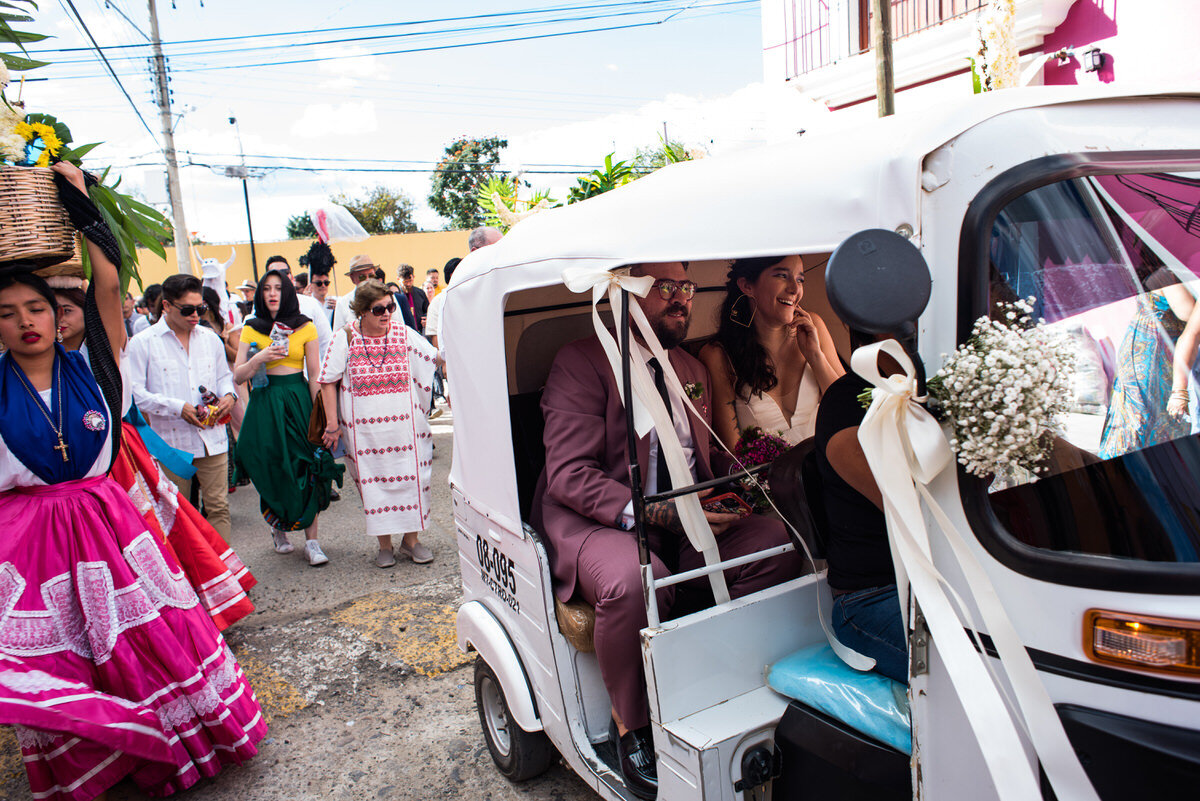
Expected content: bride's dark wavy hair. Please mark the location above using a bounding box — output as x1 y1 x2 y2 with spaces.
712 255 788 398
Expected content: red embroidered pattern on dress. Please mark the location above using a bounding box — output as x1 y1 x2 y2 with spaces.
347 326 411 397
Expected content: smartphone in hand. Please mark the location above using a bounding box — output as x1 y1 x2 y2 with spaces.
701 492 753 518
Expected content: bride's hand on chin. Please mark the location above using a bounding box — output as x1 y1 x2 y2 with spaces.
792 308 820 357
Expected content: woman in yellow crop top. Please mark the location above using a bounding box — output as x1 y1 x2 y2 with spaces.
232 270 342 565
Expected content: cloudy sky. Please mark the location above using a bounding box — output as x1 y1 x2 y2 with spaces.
16 1 832 242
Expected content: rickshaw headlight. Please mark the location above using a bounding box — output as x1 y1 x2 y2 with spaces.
1085 610 1200 676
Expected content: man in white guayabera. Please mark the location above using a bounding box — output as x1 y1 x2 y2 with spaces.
126 273 238 538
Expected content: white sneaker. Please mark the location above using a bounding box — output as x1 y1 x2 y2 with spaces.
272 529 294 554
428 407 443 420
305 540 330 566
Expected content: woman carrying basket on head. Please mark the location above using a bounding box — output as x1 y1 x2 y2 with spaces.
0 162 265 801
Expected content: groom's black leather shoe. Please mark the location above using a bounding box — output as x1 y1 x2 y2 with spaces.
611 719 657 800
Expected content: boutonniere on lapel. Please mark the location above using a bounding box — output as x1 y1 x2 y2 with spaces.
683 381 706 416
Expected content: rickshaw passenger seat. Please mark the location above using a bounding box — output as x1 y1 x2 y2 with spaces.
510 389 548 522
766 438 828 561
554 598 597 653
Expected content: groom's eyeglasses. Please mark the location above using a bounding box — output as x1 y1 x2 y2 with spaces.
650 280 697 301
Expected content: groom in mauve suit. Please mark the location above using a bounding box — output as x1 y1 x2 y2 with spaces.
532 261 802 799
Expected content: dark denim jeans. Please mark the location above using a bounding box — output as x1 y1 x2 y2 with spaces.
831 584 909 684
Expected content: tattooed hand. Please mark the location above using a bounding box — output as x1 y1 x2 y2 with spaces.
644 489 741 537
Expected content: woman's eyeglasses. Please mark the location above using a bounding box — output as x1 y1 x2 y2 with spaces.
171 301 208 316
650 280 698 301
369 302 397 317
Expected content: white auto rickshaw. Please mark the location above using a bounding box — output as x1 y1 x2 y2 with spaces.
444 85 1200 801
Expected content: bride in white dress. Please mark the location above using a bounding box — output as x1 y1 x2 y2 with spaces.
699 255 845 451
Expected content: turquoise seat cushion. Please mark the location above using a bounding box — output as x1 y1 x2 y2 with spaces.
767 643 912 755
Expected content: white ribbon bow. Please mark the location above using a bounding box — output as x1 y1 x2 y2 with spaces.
853 340 1099 801
561 264 728 603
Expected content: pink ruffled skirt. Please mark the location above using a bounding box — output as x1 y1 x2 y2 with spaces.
0 475 266 800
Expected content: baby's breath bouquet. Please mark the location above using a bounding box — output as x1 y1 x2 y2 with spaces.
928 299 1075 480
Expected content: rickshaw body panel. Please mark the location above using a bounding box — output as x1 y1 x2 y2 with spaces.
446 85 1200 801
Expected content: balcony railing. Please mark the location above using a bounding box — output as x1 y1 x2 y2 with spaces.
783 0 986 80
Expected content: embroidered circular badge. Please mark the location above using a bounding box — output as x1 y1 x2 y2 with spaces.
82 410 107 431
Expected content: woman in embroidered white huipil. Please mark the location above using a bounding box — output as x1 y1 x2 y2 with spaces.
318 279 440 568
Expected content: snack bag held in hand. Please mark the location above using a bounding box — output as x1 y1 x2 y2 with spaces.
269 322 294 356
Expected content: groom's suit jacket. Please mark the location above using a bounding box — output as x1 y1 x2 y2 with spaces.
532 335 714 601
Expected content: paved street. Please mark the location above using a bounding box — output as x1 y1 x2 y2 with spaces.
0 406 591 801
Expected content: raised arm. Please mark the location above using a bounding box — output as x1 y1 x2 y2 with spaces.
797 310 845 393
52 162 124 359
1170 298 1200 416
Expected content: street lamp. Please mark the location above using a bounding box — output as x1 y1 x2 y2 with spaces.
228 116 259 280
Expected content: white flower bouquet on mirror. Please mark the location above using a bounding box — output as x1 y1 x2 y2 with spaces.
928 299 1075 481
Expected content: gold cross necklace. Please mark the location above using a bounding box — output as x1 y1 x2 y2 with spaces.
12 356 69 463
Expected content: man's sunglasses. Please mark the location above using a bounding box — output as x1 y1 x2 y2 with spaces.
171 301 209 316
370 302 397 317
311 279 330 286
650 280 698 301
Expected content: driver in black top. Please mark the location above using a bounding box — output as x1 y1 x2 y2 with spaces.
813 331 908 683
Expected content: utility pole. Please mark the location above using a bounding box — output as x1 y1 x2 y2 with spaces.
227 116 259 281
871 0 896 117
147 0 193 275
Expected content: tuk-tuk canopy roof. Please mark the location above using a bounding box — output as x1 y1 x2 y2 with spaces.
443 84 1200 530
452 84 1197 294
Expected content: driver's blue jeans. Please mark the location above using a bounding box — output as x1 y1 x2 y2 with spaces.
831 584 909 684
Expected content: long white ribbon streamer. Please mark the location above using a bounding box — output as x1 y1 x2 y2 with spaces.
562 265 728 603
853 340 1100 801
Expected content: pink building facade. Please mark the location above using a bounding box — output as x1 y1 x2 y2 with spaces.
762 1 1200 113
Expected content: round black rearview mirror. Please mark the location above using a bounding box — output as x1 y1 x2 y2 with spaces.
825 229 932 333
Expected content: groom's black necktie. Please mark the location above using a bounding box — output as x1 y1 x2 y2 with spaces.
648 357 673 493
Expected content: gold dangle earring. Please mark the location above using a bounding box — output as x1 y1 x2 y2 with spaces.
56 327 64 343
729 293 756 328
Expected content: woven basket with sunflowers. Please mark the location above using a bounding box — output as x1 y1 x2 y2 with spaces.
2 1 169 288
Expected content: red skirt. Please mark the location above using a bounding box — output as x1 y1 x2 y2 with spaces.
110 423 256 630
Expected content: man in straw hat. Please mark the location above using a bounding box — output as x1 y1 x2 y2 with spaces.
332 254 382 331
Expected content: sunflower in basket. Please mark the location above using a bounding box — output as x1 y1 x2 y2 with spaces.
2 1 169 290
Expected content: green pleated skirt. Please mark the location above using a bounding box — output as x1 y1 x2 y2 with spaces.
234 373 343 531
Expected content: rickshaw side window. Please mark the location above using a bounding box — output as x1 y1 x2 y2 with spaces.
980 171 1200 566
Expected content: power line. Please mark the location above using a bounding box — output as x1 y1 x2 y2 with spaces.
29 1 756 78
57 0 158 142
40 1 751 65
30 0 724 54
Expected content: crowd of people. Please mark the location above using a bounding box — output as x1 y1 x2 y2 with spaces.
0 162 918 801
0 174 504 801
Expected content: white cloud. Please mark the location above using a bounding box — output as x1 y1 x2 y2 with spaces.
290 100 378 138
317 46 389 80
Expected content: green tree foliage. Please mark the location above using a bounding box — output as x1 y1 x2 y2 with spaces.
476 174 555 233
428 136 508 230
285 213 317 239
631 135 704 173
566 153 635 204
331 186 419 235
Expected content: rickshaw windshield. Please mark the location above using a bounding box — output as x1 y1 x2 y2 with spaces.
977 169 1200 575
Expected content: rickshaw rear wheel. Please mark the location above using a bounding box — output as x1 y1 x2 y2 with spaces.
474 658 557 780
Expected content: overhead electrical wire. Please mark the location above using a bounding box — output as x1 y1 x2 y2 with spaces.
29 0 755 78
31 0 741 54
55 0 159 141
39 1 755 66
